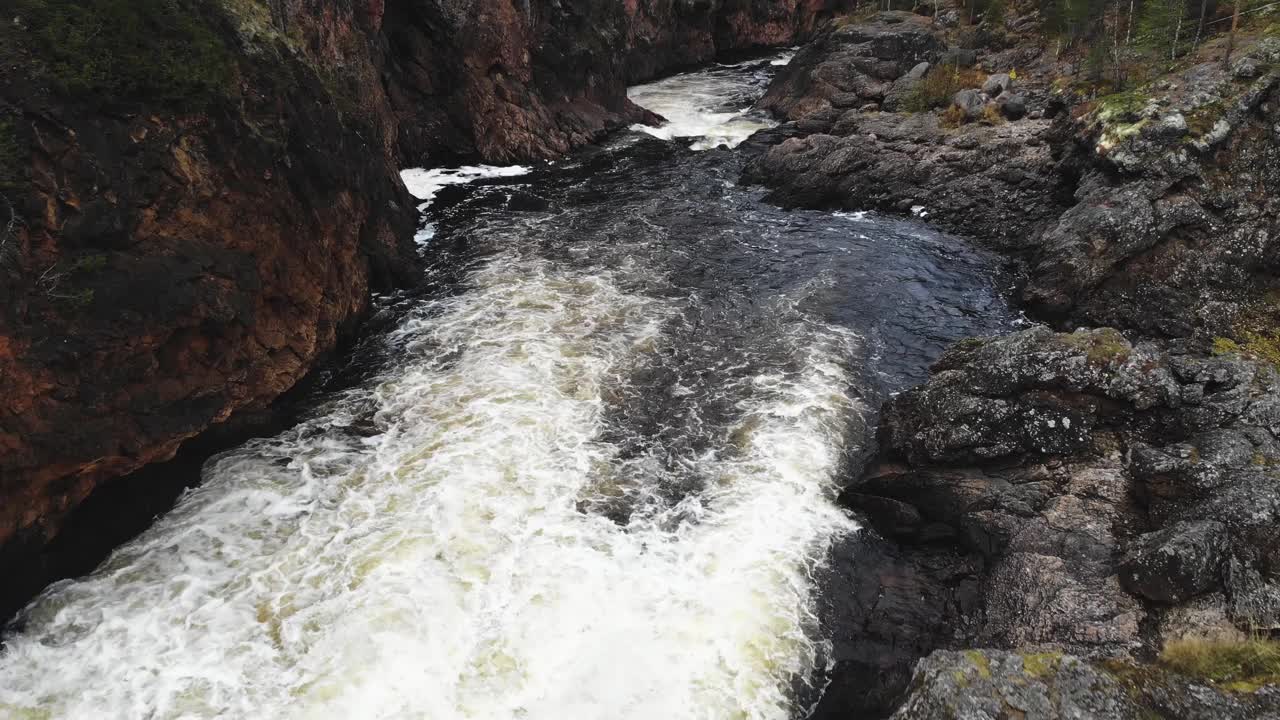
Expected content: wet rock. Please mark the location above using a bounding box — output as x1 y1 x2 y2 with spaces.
840 327 1280 674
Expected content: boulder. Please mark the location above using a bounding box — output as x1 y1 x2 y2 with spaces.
997 91 1027 119
883 60 931 110
1119 521 1227 604
953 88 989 121
939 47 978 67
982 71 1012 96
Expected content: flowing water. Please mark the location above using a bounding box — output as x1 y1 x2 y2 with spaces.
0 56 1017 719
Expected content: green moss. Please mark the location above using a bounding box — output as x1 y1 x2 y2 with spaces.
1022 652 1063 678
1213 336 1244 356
1187 99 1228 136
1160 638 1280 692
1096 89 1152 123
8 0 234 107
966 650 994 679
1066 328 1132 365
1213 331 1280 368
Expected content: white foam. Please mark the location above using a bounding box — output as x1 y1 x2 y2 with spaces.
401 165 531 210
0 248 860 719
399 166 530 252
627 58 783 151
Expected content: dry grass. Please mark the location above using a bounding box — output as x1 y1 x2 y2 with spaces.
940 104 968 128
979 103 1006 125
903 66 988 112
1160 638 1280 692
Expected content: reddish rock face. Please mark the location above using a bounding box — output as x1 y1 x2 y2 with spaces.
0 0 853 588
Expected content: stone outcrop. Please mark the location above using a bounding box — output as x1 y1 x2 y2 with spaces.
746 17 1280 342
756 12 945 120
820 326 1280 715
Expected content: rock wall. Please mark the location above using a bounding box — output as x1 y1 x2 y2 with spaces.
741 11 1280 716
745 16 1280 342
0 0 851 596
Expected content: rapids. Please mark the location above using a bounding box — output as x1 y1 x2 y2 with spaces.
0 54 1017 720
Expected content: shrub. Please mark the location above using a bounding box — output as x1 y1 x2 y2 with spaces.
7 0 234 106
940 104 968 127
979 103 1006 125
1160 638 1280 692
902 66 988 112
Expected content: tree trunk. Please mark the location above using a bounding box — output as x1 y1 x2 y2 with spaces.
1172 9 1183 61
1223 0 1242 69
1126 0 1136 44
1195 0 1209 46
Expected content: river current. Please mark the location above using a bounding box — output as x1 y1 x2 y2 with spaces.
0 55 1016 719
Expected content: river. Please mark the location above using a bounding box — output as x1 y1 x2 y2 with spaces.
0 54 1016 720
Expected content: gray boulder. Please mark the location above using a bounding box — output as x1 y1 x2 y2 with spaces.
953 88 988 121
996 91 1026 119
939 47 978 67
1119 521 1227 604
982 72 1012 97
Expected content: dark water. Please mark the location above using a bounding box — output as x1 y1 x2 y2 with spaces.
0 57 1019 719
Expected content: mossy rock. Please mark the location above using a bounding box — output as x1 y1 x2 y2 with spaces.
6 0 235 107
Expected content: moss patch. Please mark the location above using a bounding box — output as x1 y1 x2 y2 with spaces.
7 0 234 107
1096 89 1152 123
1022 652 1063 678
1186 99 1228 136
1066 328 1132 365
1232 331 1280 367
966 650 994 679
1160 638 1280 692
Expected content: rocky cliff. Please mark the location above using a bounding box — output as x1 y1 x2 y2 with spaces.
741 7 1280 718
0 0 852 619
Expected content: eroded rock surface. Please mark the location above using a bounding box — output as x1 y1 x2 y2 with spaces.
825 327 1280 714
746 21 1280 340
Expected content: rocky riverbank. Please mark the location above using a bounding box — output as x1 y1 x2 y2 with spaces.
742 5 1280 718
0 0 854 624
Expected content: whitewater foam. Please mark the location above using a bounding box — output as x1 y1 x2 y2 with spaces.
0 243 859 719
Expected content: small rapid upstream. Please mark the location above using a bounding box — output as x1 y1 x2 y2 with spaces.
0 55 1016 719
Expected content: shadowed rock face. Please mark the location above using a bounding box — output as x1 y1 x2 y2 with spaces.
0 0 853 580
826 326 1280 714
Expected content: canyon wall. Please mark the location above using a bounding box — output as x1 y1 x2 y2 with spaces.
0 0 850 590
